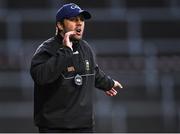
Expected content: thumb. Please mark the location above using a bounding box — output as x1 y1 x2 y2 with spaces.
113 80 123 89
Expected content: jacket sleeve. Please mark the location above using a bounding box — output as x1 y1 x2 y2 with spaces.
30 45 73 85
82 40 114 91
95 64 115 91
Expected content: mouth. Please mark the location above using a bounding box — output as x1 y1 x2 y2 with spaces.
75 28 82 36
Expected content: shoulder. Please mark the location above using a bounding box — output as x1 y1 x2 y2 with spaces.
80 39 94 53
80 39 97 60
80 39 90 47
34 37 60 56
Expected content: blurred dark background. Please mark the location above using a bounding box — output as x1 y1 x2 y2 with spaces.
0 0 180 132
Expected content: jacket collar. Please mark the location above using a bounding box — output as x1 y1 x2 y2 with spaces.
55 34 63 47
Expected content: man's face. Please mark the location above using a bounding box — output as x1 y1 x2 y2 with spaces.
59 15 85 40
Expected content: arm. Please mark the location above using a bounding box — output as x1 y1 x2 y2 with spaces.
30 31 76 85
30 46 73 85
95 65 123 96
95 65 114 91
86 41 123 96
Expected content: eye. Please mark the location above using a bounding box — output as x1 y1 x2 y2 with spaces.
79 15 85 21
80 16 85 21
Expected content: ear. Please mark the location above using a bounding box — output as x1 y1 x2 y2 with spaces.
56 22 63 31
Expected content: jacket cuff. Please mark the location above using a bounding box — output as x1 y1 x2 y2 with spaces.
105 76 115 91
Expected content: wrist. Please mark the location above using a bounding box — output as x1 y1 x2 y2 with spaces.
64 45 73 51
63 42 73 51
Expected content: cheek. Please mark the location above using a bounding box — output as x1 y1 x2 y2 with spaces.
81 23 85 31
65 26 74 32
64 23 76 31
82 23 85 28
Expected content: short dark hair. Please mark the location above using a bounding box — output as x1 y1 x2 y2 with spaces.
55 20 64 35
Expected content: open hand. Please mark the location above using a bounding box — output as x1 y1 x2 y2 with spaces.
105 80 123 96
63 31 76 51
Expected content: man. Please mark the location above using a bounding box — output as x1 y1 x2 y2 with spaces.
30 3 123 133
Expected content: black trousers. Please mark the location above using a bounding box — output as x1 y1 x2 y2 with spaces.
39 127 94 133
